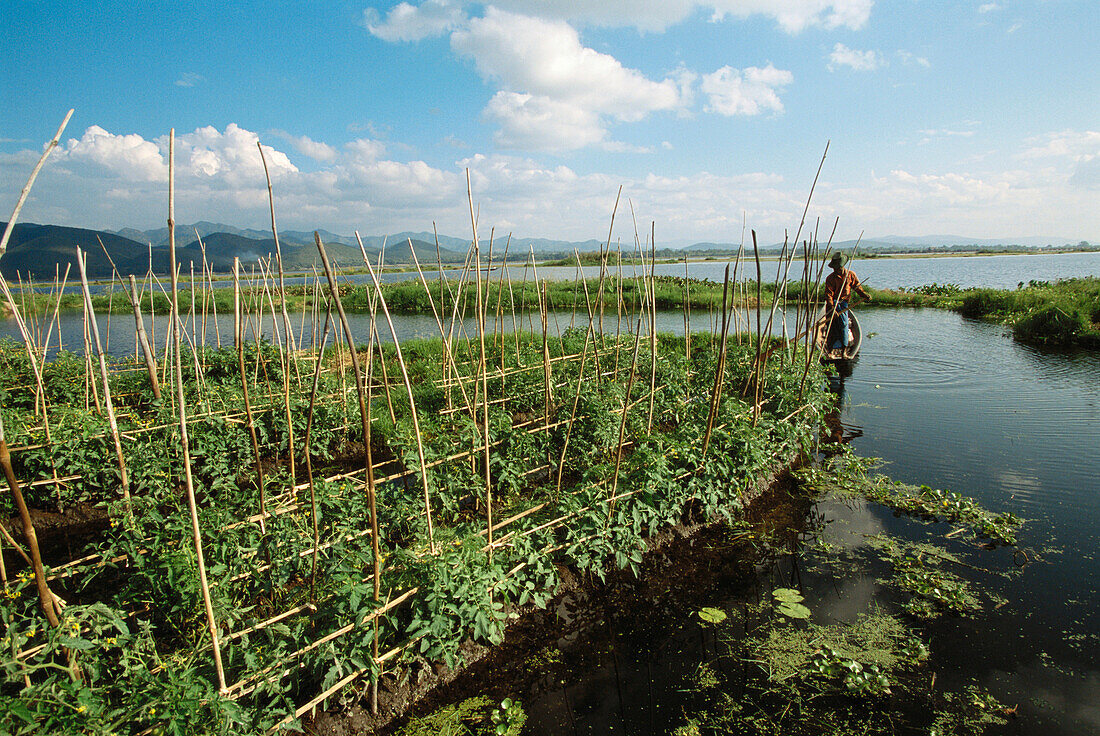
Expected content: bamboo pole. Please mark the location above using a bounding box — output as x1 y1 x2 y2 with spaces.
0 109 73 260
42 263 70 359
0 410 61 627
408 238 474 419
315 232 383 681
167 130 227 693
646 222 657 433
302 301 333 602
233 258 268 533
701 264 731 458
467 170 494 559
356 232 437 555
129 276 161 400
607 308 646 521
75 247 132 516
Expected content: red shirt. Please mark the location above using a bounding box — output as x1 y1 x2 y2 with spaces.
824 268 865 304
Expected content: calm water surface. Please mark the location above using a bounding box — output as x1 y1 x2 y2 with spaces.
516 309 1100 735
24 249 1100 295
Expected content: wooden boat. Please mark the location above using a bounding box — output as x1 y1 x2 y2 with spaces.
813 307 863 361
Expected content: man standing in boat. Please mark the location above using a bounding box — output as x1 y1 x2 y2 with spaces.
823 252 871 358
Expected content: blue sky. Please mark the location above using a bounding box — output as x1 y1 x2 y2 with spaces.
2 1 1097 245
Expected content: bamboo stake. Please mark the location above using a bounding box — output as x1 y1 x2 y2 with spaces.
701 264 731 458
408 238 474 419
42 263 70 359
302 301 333 602
356 232 436 555
607 309 645 521
315 232 383 683
647 222 657 432
467 170 494 559
0 109 73 260
683 252 691 358
167 130 227 693
233 258 267 533
128 276 161 400
76 248 132 516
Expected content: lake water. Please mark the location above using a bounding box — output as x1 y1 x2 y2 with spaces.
510 309 1100 735
17 249 1100 296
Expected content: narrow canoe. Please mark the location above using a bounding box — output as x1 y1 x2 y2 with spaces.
813 308 862 361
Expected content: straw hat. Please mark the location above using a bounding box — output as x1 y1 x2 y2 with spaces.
828 252 845 269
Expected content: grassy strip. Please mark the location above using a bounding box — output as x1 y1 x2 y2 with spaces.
9 275 1099 349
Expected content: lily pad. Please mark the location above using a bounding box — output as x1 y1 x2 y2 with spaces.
698 607 728 624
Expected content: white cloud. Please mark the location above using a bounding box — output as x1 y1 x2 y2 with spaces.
917 128 977 144
896 50 931 68
448 8 688 150
483 0 873 34
1018 130 1100 161
62 126 167 181
451 9 685 121
272 131 339 162
175 72 204 88
827 43 883 72
364 0 465 41
12 121 1099 245
978 3 1000 13
168 124 298 185
701 64 793 116
483 92 607 151
269 130 336 161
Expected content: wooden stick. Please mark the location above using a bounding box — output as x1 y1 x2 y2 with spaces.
356 232 436 555
128 276 161 399
234 258 267 534
468 170 494 559
76 247 132 516
315 231 383 653
0 109 73 260
168 130 227 693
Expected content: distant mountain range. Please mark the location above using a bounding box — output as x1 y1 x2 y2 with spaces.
0 220 1086 280
0 222 468 280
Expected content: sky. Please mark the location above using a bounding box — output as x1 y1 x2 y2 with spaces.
1 0 1097 246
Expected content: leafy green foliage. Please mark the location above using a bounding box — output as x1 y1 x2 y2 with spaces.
1 318 831 734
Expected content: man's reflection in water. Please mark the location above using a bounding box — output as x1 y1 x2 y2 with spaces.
822 359 863 449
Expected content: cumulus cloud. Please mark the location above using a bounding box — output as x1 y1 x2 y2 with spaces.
483 92 606 151
166 124 298 185
1019 130 1100 161
474 0 872 34
827 43 883 71
14 118 1099 245
363 3 862 150
62 126 167 181
364 0 465 41
701 64 793 116
451 9 685 120
175 72 205 88
272 131 339 162
449 8 689 150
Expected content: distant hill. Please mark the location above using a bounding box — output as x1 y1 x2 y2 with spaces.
0 222 171 279
0 222 466 279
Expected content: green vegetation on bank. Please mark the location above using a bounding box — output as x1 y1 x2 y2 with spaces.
5 275 1099 349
